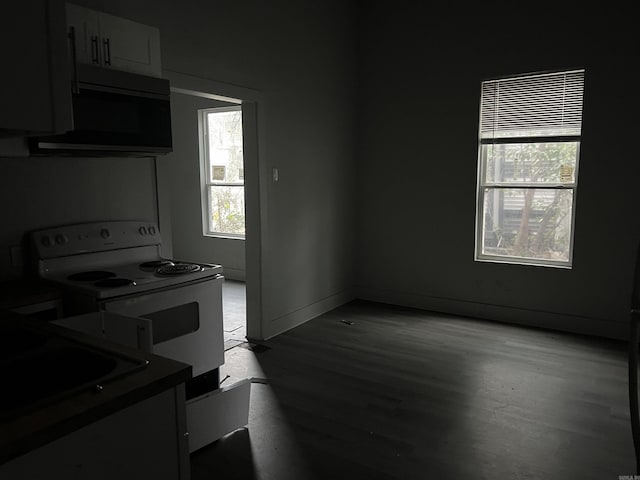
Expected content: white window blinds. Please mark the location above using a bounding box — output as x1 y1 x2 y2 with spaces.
480 69 585 140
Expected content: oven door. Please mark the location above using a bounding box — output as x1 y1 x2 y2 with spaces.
100 276 224 377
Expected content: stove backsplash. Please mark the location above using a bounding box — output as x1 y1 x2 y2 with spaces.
0 155 159 281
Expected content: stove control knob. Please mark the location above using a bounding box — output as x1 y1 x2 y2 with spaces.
100 228 111 239
41 235 52 247
149 226 156 235
55 234 68 245
139 226 148 235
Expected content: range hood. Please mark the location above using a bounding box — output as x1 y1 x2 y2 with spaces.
29 65 173 157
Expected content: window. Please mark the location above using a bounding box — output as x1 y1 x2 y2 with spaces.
475 69 585 268
198 106 245 238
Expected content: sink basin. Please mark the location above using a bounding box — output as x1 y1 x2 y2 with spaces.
0 327 48 361
0 325 147 419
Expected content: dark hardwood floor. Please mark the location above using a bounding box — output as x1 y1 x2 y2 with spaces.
223 279 247 351
192 299 635 479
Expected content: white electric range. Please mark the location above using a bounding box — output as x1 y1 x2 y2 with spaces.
29 220 247 452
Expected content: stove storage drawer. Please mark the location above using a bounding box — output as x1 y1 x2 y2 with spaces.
186 378 251 453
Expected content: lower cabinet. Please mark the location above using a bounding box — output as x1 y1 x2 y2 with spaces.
55 311 252 452
0 385 190 480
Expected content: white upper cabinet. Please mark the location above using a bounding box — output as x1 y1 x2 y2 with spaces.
66 3 162 78
0 1 164 139
65 3 99 66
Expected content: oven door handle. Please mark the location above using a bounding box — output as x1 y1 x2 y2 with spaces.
102 314 153 352
136 321 153 352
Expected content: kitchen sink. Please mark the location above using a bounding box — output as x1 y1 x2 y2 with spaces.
0 324 148 419
0 327 48 361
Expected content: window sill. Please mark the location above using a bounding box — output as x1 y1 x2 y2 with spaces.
203 234 245 241
474 255 572 269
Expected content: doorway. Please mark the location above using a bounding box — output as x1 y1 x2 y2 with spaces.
157 69 264 346
222 279 247 350
196 104 248 350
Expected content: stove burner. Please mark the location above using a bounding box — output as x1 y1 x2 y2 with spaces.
68 270 116 282
156 263 202 276
140 260 175 269
94 278 137 288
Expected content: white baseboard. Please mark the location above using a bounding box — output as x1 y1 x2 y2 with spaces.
221 268 245 282
263 289 356 340
355 287 628 341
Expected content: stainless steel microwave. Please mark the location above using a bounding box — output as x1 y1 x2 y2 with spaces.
29 64 172 157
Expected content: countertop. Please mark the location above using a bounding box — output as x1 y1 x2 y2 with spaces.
0 309 192 465
0 277 62 310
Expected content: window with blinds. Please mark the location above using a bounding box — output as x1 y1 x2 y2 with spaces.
475 69 585 267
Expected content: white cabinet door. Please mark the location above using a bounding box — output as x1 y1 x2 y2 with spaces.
66 2 162 77
97 11 162 77
0 387 190 480
65 3 100 66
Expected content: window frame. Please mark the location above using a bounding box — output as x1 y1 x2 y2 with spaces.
474 70 584 269
198 105 245 239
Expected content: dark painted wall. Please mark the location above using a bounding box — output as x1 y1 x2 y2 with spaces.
355 10 640 339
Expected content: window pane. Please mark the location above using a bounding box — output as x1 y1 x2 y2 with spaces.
206 110 243 185
208 186 245 236
481 188 573 262
484 142 578 184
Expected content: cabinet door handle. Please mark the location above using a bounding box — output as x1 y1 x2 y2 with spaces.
103 38 111 66
68 26 80 94
91 35 99 64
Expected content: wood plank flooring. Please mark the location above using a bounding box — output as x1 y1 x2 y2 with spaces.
192 299 635 479
223 280 247 351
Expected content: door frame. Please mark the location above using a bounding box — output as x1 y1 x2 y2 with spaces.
161 69 267 340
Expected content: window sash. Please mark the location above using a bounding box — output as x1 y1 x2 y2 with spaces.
476 140 579 267
205 184 245 238
476 185 576 267
199 105 245 238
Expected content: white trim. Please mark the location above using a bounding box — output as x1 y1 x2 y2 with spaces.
474 254 572 269
475 116 582 268
260 289 356 341
163 69 263 102
200 105 242 114
356 287 628 341
198 106 246 238
197 109 209 237
162 68 266 340
203 232 245 240
170 87 241 105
